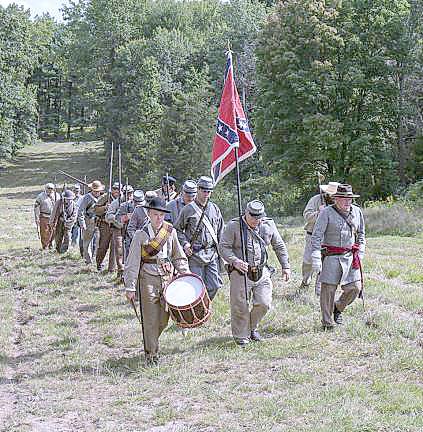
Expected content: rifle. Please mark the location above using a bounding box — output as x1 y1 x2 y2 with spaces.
35 221 40 239
165 173 170 202
108 141 114 203
118 143 122 207
58 170 89 188
125 176 128 202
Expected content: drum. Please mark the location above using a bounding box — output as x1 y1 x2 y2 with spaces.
163 273 211 328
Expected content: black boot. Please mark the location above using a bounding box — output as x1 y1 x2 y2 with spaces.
334 305 343 325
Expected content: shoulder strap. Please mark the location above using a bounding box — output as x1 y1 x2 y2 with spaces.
192 201 219 246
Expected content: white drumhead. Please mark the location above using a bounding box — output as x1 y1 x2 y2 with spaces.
165 275 204 306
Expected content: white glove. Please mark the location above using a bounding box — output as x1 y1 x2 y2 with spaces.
311 257 322 273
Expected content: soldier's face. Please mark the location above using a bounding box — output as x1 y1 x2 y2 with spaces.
245 212 262 229
197 188 212 203
183 192 196 204
92 190 102 198
335 197 352 212
149 209 166 229
111 188 120 198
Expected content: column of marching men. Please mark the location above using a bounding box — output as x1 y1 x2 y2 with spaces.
34 177 365 365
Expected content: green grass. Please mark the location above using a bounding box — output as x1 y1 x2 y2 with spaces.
0 141 422 431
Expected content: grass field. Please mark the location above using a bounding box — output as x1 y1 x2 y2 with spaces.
0 141 422 432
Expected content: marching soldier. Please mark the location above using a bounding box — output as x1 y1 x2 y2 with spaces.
95 181 120 272
165 180 197 225
219 200 291 346
34 183 60 249
124 197 189 365
77 180 104 265
301 182 340 294
126 191 153 242
311 184 365 329
49 190 78 253
71 184 82 248
155 175 178 202
121 190 146 259
174 176 224 301
106 185 134 280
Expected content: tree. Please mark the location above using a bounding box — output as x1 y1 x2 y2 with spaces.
255 0 419 202
158 67 216 180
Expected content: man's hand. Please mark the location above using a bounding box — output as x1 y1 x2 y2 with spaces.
126 291 135 302
121 214 130 224
282 268 291 282
184 243 193 257
233 258 248 274
319 204 326 212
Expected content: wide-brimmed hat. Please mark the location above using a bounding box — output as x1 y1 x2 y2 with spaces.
73 183 81 191
246 200 266 219
332 184 360 198
197 176 214 191
88 180 105 192
45 183 55 190
320 181 340 195
112 181 121 190
143 197 171 213
182 180 197 195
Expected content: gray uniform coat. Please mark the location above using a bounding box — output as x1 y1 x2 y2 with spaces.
165 196 186 225
126 206 149 240
77 193 98 229
219 217 290 269
311 204 365 285
174 200 224 265
302 194 322 264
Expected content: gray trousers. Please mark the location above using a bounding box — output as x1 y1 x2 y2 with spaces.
320 281 361 327
189 258 223 301
229 267 272 340
82 219 99 264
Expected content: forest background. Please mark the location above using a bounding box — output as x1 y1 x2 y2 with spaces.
1 0 423 219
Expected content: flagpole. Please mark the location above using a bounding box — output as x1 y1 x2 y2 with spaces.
235 147 249 306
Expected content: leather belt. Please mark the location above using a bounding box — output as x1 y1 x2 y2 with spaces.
142 258 157 264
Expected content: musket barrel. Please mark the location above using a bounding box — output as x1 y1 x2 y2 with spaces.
58 170 89 187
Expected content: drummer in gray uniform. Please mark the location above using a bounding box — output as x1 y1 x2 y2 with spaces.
311 184 365 329
301 181 340 294
165 180 197 225
219 200 291 346
174 176 224 301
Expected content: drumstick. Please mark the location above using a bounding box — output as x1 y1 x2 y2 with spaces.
130 298 142 325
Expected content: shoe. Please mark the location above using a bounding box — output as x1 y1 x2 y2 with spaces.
234 338 249 347
250 330 262 342
146 356 159 366
97 264 105 272
334 306 343 325
322 324 334 331
299 282 309 290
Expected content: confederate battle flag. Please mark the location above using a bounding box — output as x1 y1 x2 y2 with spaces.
211 50 256 184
